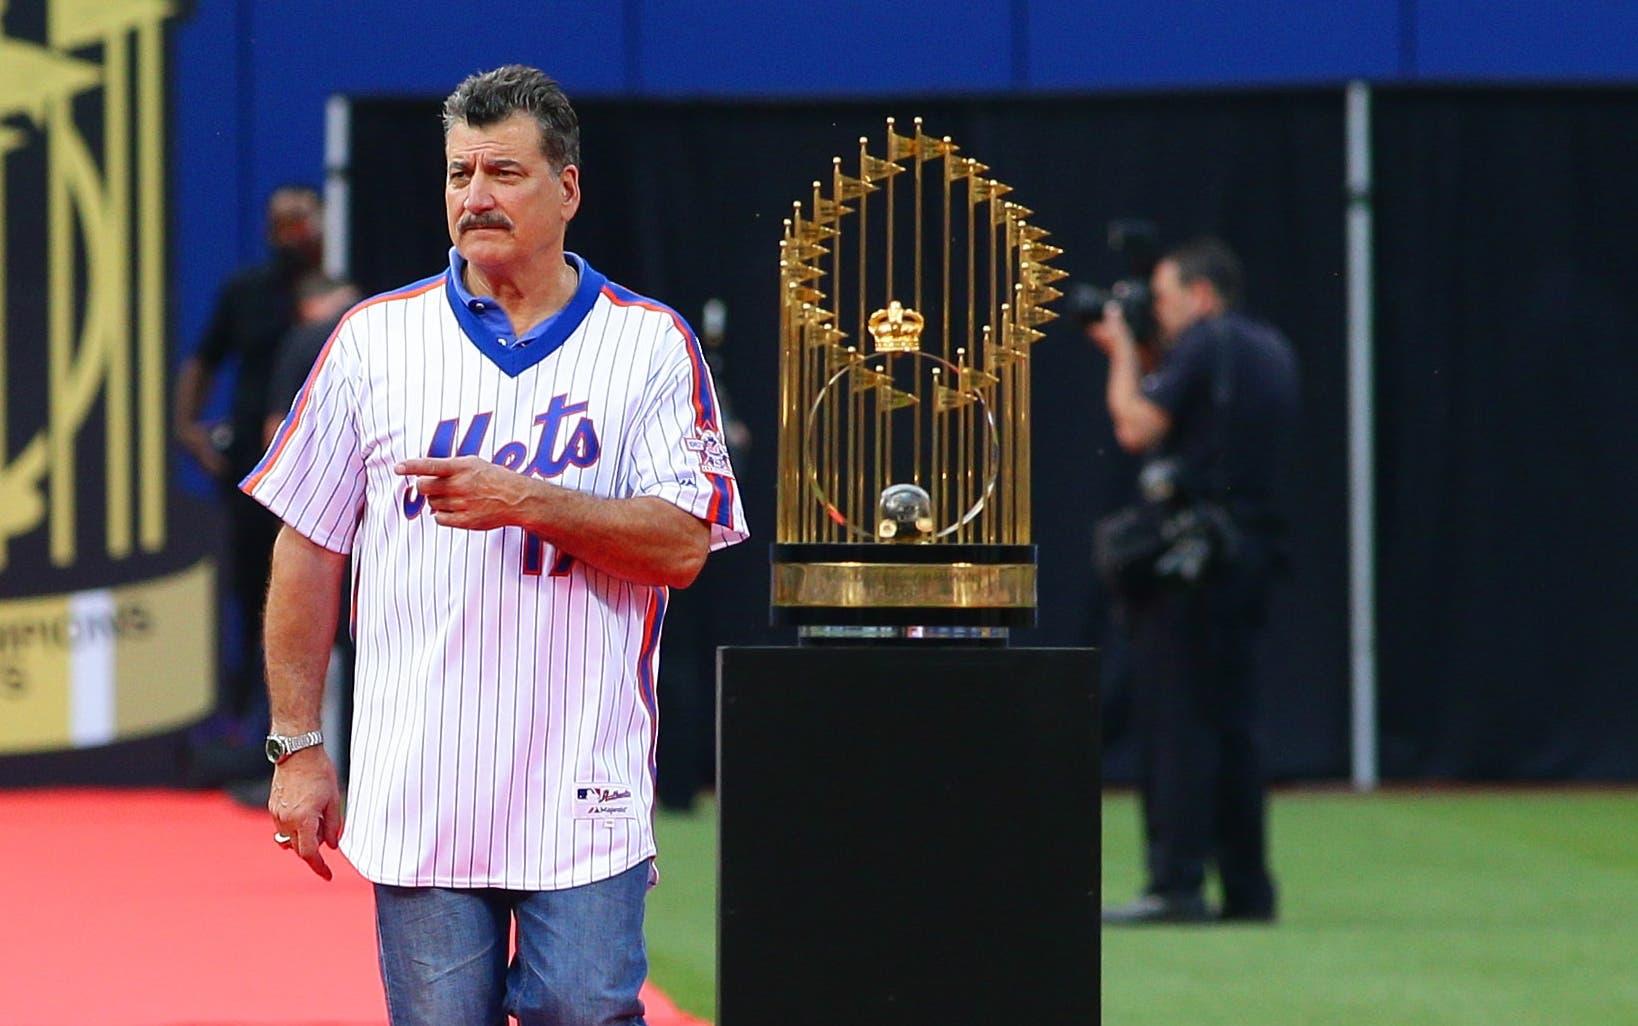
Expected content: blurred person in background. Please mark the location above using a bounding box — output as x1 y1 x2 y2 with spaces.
174 185 324 748
1089 238 1299 925
264 275 362 448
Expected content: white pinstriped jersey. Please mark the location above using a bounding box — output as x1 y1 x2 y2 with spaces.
242 252 747 889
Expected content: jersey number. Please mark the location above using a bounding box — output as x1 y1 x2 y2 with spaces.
522 533 576 577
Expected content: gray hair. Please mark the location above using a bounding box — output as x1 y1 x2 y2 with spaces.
442 65 580 172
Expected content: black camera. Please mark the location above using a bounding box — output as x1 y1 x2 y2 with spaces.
1069 219 1160 347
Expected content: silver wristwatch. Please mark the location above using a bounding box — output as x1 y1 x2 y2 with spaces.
265 730 325 764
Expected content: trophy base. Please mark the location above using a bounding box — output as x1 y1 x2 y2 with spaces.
718 644 1099 1022
770 543 1037 628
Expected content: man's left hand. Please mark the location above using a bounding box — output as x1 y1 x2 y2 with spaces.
396 456 528 531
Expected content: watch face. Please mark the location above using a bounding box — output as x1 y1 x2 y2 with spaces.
265 737 285 763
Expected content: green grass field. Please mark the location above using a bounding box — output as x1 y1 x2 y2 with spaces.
651 792 1638 1024
648 800 721 1018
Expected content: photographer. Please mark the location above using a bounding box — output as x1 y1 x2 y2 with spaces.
1089 238 1298 925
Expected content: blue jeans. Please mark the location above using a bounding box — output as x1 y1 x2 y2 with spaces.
374 859 650 1026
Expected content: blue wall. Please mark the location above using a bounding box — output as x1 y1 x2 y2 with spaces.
170 0 1638 355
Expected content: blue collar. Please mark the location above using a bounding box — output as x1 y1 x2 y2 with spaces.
444 248 607 377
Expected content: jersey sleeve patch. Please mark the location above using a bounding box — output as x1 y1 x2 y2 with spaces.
683 427 735 477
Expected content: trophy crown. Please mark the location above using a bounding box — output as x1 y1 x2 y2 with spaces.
867 301 925 353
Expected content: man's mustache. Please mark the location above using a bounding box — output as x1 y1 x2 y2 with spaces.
459 213 513 233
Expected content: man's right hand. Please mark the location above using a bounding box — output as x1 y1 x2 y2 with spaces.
269 746 344 881
1087 301 1137 358
176 422 229 479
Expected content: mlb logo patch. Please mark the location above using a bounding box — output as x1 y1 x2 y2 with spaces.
574 782 637 820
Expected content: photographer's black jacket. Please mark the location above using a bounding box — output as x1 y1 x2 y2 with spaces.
1139 312 1299 531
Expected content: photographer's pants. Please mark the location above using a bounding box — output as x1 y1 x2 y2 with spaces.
1127 572 1276 914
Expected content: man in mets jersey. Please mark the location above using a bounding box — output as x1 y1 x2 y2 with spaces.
244 65 747 1025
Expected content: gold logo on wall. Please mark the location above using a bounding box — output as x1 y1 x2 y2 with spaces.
0 1 214 757
1 0 177 572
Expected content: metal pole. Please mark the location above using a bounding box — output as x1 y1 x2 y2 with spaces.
324 94 351 278
1345 81 1378 791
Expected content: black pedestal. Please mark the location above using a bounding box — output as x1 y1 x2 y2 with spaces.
717 645 1099 1025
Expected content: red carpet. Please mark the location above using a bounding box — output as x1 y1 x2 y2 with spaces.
0 790 708 1026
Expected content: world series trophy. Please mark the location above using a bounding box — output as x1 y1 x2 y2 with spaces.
771 117 1064 636
721 120 1094 1023
720 119 1094 1022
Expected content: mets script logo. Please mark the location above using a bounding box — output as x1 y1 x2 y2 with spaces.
403 394 600 519
577 786 632 802
684 428 733 476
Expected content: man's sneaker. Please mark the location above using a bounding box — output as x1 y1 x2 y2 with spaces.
1101 893 1212 925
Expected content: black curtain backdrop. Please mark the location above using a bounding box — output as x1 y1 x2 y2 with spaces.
1373 89 1638 779
348 92 1354 782
345 87 1633 782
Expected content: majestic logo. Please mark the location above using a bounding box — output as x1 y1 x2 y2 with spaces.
684 428 734 476
574 784 634 819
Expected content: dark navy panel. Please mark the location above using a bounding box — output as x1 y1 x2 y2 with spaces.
633 0 1016 95
1027 0 1401 89
172 1 251 351
1415 0 1638 80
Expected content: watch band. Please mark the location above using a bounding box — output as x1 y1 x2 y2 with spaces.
266 730 325 764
